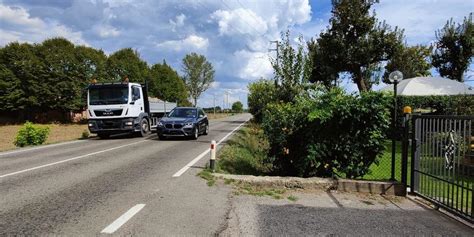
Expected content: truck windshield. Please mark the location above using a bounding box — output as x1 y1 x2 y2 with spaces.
89 87 129 105
168 108 197 118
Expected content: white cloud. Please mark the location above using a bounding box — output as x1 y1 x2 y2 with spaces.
374 0 473 45
156 34 209 51
233 50 273 80
0 4 87 46
169 13 186 32
94 24 120 38
211 8 268 36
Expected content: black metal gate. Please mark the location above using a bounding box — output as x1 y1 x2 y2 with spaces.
411 115 473 223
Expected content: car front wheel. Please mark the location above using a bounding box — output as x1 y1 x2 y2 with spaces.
191 126 199 140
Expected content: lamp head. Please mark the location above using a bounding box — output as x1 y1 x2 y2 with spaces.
389 70 403 83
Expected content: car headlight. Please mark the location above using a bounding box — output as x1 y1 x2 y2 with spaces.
157 122 163 126
183 122 193 127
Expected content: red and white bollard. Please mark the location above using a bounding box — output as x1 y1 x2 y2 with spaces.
210 140 217 172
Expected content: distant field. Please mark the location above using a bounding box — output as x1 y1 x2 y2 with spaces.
0 124 88 152
207 112 236 120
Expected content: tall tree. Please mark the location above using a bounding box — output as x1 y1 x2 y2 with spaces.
315 0 404 92
271 31 311 103
75 46 107 83
149 61 189 105
37 37 82 111
231 101 243 113
432 13 473 82
307 39 339 88
0 42 45 116
181 52 215 106
106 48 149 82
383 45 432 83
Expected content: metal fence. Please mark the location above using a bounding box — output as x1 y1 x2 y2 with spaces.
411 115 473 223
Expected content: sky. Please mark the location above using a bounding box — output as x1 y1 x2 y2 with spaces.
0 0 473 108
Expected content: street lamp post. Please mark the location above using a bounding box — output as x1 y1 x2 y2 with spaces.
388 70 403 181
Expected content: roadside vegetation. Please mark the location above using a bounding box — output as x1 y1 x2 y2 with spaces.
217 122 272 175
215 1 473 182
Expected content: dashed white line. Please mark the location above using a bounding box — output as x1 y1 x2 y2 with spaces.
0 140 147 179
172 119 248 177
101 204 146 234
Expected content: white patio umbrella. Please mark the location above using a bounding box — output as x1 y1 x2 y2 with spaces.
379 77 474 96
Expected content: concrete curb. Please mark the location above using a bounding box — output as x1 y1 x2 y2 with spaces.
212 173 406 196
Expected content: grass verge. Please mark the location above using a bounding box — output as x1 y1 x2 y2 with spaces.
216 122 272 175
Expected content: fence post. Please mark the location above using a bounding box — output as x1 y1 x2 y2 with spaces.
410 115 417 194
401 106 411 188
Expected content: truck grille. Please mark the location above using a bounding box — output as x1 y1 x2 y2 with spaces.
94 109 123 117
97 119 123 129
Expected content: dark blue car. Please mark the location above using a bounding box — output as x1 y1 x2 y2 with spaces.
156 107 209 140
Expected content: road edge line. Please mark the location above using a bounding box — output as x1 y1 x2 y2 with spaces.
172 118 248 177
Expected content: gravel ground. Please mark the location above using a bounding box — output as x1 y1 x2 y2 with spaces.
220 189 473 236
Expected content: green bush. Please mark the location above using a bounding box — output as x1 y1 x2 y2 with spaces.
262 88 391 178
247 79 277 123
14 122 50 147
81 129 90 139
396 95 474 115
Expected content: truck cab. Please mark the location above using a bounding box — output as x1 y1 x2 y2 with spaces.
87 82 176 138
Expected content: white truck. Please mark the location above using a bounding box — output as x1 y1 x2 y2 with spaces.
87 81 176 138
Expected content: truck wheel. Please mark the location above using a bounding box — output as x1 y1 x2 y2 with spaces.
139 118 150 137
191 126 199 140
98 133 109 139
203 124 209 135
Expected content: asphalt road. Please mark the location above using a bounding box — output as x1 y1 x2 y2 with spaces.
0 113 251 235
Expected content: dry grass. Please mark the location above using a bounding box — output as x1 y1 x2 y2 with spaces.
207 112 236 120
0 124 88 152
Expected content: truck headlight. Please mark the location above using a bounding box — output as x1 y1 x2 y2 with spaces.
88 123 94 127
125 121 133 126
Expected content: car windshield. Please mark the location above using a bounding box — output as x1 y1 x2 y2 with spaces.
89 86 129 105
168 108 197 118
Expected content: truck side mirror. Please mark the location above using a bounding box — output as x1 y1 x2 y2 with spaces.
129 101 135 105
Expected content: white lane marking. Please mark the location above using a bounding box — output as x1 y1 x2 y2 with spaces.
172 118 249 177
101 204 146 234
0 140 87 157
0 140 147 179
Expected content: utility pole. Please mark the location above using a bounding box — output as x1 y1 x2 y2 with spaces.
225 91 229 113
213 94 216 116
269 40 279 85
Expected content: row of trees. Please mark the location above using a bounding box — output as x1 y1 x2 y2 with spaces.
0 38 215 120
305 1 473 92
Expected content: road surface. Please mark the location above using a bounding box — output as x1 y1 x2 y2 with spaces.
0 113 251 235
1 113 472 236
